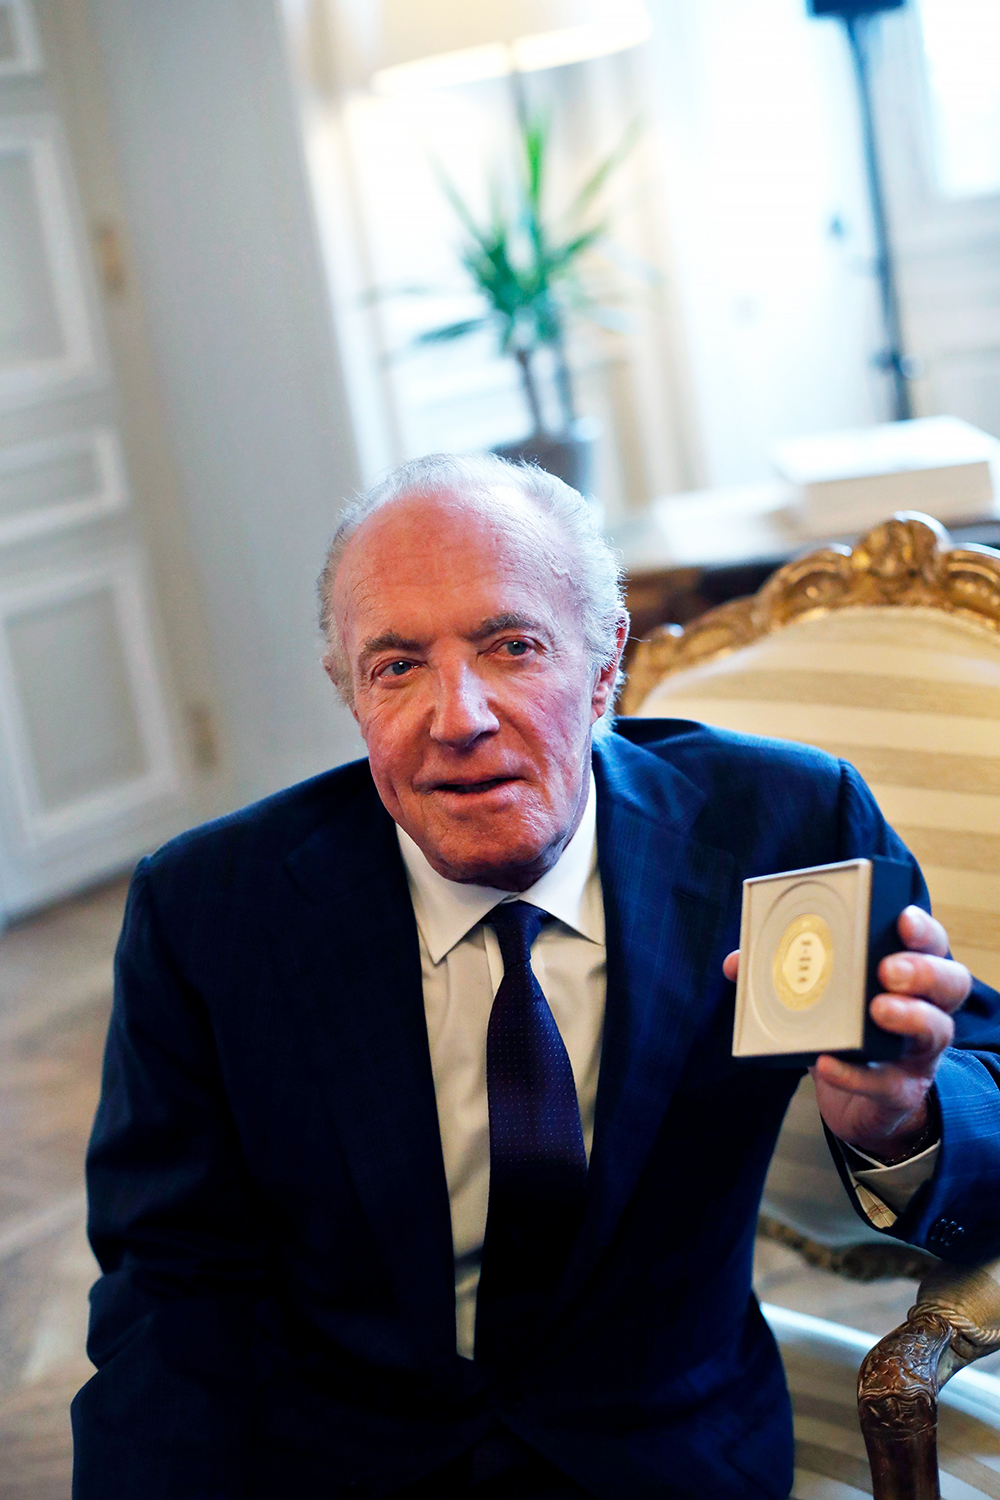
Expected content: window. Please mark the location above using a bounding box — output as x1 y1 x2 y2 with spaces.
918 0 1000 199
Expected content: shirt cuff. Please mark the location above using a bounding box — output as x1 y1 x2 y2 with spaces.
843 1141 940 1226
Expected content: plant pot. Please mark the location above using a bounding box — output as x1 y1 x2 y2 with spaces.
492 418 599 496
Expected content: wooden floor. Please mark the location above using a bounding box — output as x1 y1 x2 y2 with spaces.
0 878 994 1498
0 879 125 1500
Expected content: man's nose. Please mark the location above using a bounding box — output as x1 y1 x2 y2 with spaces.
430 665 499 746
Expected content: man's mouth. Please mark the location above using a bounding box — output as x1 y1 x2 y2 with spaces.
431 777 515 795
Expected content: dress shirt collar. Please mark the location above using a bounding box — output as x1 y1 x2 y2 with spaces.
396 771 601 963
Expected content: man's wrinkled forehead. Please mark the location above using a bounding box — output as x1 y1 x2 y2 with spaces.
355 483 555 553
335 485 572 615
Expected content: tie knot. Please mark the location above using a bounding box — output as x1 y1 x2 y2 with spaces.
487 901 547 970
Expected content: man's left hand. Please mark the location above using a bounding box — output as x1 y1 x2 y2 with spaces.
722 906 972 1160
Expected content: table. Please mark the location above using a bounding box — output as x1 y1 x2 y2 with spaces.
611 481 1000 652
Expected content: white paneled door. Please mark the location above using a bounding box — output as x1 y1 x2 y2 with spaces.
0 1 224 921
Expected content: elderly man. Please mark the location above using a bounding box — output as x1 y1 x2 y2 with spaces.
74 454 1000 1500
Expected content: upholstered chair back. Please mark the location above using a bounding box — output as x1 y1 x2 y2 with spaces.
623 515 1000 1249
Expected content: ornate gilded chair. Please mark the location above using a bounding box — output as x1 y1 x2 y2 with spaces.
622 513 1000 1497
766 1299 1000 1499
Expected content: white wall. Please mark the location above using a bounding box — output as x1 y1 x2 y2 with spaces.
88 0 365 803
872 3 1000 440
285 0 702 525
77 0 907 823
290 0 896 509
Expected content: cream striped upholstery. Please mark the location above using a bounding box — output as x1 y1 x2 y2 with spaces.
637 604 1000 990
634 602 1000 1246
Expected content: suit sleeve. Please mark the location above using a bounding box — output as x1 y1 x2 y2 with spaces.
72 860 268 1500
831 761 1000 1262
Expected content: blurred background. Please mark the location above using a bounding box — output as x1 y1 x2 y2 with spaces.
0 0 998 917
0 0 998 1494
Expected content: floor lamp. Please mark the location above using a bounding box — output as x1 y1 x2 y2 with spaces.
808 0 914 421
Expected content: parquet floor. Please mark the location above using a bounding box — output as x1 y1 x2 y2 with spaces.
0 877 994 1498
0 879 125 1500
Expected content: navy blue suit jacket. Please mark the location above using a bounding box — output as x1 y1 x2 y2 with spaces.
72 721 1000 1500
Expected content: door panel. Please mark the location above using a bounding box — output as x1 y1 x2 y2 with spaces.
0 116 103 405
0 427 126 545
0 0 42 78
0 1 227 920
13 588 147 809
0 554 180 854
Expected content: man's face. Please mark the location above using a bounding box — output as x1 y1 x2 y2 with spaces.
330 489 624 891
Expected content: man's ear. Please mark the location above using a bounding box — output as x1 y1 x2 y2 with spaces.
590 613 630 721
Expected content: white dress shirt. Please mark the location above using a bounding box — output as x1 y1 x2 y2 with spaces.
846 1139 939 1226
397 774 604 1358
396 773 936 1355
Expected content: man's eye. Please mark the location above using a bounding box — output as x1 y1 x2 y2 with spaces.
381 660 414 678
500 640 531 657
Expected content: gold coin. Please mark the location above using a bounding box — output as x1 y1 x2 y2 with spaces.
772 914 834 1011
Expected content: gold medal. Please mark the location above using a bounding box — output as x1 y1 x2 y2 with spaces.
772 914 834 1011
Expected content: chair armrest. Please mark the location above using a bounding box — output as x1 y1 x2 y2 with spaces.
857 1259 1000 1499
915 1259 1000 1361
757 1212 937 1281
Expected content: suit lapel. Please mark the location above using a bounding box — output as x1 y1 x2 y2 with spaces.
266 733 739 1369
274 777 458 1376
560 730 738 1301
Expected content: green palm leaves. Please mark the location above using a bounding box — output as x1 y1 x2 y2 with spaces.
417 112 641 436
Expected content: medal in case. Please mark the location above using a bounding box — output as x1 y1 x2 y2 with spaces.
732 856 912 1066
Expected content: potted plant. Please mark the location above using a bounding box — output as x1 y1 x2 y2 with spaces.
411 111 641 493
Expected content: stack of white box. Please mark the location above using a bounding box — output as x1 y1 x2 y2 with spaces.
772 415 999 535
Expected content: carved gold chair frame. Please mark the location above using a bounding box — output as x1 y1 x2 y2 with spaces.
622 513 1000 1499
620 510 1000 716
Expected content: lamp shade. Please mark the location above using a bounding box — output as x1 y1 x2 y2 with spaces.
372 0 652 91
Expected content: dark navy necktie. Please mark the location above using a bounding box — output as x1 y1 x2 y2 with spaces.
474 901 588 1369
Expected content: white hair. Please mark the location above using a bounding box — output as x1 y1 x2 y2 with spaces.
318 451 628 707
